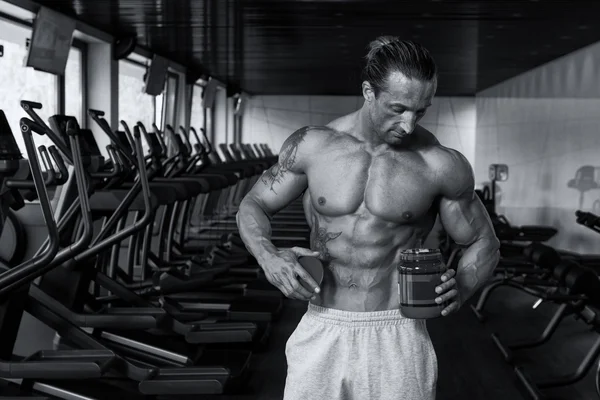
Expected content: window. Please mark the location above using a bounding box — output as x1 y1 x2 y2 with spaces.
0 19 58 154
190 84 205 132
206 107 213 150
213 86 227 154
190 84 205 148
162 74 179 156
165 74 178 129
64 46 83 123
155 91 164 130
118 60 156 154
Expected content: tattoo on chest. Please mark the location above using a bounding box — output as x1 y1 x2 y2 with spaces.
261 128 308 194
310 215 342 262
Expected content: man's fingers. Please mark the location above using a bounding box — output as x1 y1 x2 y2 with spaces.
435 288 458 304
441 301 459 317
440 269 456 282
294 265 321 294
290 276 316 300
276 270 313 300
291 246 321 258
286 291 304 300
435 278 456 294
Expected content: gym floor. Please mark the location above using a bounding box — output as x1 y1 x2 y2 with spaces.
222 287 598 400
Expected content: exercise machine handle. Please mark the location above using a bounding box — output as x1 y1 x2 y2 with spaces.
87 110 137 167
20 101 73 165
575 210 600 234
48 146 69 185
20 100 42 110
0 118 61 296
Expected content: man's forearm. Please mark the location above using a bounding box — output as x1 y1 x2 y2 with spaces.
455 236 500 302
236 199 278 264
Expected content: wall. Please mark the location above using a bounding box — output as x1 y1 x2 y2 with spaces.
476 40 600 254
242 95 476 166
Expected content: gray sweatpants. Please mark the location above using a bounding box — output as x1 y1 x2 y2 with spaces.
283 304 438 400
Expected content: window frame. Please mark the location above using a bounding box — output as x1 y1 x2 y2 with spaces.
59 39 87 126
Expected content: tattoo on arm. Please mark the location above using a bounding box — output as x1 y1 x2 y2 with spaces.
261 127 308 194
310 215 342 262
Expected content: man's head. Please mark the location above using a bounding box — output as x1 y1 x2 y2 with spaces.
361 36 437 145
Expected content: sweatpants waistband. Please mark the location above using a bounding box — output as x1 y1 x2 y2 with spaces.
305 303 420 328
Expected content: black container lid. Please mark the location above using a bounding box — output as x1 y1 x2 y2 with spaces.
399 248 442 262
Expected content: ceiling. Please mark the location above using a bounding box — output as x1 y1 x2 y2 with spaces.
27 0 600 96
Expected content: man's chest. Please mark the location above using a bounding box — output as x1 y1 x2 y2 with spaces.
305 149 440 222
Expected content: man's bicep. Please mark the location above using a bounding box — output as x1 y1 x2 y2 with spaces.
246 168 308 215
243 126 312 215
438 194 494 246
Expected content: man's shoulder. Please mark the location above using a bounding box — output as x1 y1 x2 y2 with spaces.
430 145 470 170
288 125 335 142
286 125 348 153
426 145 474 197
413 126 468 170
411 126 473 196
279 126 337 172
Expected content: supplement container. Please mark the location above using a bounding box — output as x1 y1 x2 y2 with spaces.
398 248 449 319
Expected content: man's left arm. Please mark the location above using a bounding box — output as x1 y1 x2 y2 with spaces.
436 152 500 314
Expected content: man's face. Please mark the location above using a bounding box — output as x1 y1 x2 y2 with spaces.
363 71 436 145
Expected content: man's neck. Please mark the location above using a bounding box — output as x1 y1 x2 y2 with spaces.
355 106 387 149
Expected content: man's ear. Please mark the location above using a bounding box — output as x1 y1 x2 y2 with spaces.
362 81 375 102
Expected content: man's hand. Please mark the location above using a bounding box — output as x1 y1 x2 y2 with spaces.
262 247 322 301
435 269 462 316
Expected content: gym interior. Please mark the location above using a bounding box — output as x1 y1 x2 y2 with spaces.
0 0 599 399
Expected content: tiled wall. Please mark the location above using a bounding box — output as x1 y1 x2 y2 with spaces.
476 40 600 254
242 95 476 166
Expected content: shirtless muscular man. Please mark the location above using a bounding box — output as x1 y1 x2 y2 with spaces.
236 36 500 400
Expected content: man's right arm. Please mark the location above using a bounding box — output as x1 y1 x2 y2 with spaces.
236 127 314 264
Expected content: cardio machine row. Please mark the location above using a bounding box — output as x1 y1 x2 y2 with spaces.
0 99 305 399
465 204 600 400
